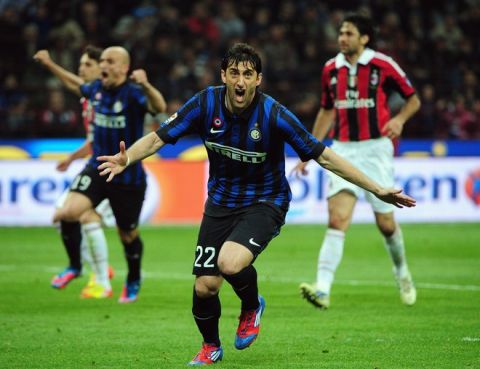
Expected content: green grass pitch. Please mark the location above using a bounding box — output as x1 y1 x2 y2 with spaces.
1 223 479 369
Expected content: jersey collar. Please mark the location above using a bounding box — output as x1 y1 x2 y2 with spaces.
335 48 375 69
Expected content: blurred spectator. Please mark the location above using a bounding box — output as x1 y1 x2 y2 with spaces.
0 0 478 140
215 1 245 48
35 89 80 137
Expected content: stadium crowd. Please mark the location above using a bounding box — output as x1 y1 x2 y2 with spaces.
0 0 479 139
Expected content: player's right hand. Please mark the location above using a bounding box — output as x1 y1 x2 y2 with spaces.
33 50 51 65
97 141 129 182
289 160 310 179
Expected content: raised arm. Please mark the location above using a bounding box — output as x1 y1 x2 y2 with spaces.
130 69 167 114
97 132 165 182
316 146 416 208
33 50 83 96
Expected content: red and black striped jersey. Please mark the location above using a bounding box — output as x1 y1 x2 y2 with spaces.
321 48 415 141
80 97 95 143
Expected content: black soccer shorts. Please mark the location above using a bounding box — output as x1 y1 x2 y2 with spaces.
69 165 146 230
192 202 286 276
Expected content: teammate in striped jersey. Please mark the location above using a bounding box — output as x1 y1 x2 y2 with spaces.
293 14 421 309
34 46 115 298
35 46 167 302
97 43 415 365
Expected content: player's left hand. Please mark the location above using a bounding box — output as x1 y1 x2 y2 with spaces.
97 141 129 182
56 158 72 172
382 117 404 139
130 69 148 86
375 188 416 208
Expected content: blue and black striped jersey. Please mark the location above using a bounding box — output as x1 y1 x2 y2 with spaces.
81 80 148 185
156 86 325 210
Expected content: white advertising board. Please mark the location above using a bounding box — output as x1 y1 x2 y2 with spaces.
1 158 479 225
286 157 480 223
0 160 159 226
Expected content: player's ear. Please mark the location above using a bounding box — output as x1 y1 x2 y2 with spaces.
360 34 369 47
221 70 227 84
256 72 262 87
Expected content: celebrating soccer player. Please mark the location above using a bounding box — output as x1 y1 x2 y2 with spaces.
98 43 415 365
35 46 167 302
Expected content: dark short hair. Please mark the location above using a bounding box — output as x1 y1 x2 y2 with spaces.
221 43 262 74
342 14 376 47
84 45 103 62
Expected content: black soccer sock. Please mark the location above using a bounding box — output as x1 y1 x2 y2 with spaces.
192 289 221 347
60 221 82 271
122 236 143 283
222 265 259 311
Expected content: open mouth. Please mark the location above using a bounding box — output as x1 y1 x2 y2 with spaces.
235 89 245 98
101 71 109 79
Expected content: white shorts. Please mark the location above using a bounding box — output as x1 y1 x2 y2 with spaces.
327 137 395 214
55 189 116 227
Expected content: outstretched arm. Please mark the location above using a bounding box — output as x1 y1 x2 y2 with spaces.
33 50 84 96
316 147 416 208
290 107 335 178
97 132 165 182
130 69 167 114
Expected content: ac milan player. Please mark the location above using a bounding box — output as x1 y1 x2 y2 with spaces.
292 14 421 309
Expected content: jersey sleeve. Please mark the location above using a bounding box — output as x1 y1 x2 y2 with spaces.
155 93 203 144
320 64 334 109
277 106 325 161
80 80 97 99
383 57 416 98
130 85 148 110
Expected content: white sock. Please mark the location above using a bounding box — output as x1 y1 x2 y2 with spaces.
83 222 111 289
384 225 409 277
316 228 345 294
80 228 94 273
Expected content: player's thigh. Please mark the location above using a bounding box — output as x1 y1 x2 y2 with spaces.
193 214 235 276
69 165 106 207
107 183 146 231
58 191 94 221
362 138 396 212
227 203 286 260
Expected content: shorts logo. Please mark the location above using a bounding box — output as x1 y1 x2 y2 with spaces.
95 92 102 100
249 238 261 247
249 128 262 141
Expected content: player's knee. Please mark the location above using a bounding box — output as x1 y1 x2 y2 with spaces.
118 228 138 243
328 212 350 231
79 210 101 224
376 214 396 237
378 222 396 237
194 280 220 298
